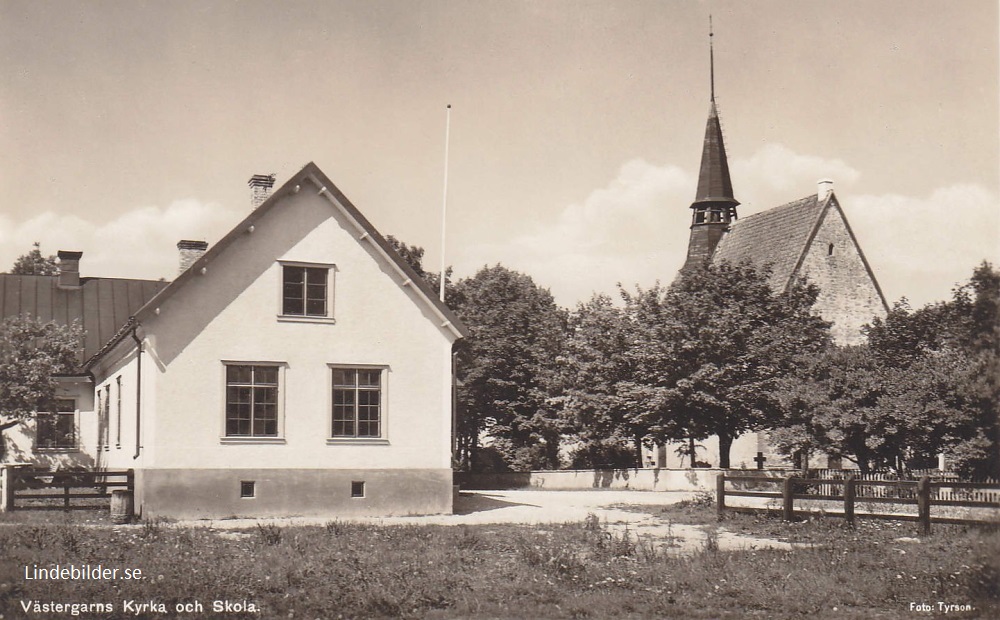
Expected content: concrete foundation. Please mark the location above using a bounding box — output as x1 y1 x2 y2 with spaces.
138 468 453 519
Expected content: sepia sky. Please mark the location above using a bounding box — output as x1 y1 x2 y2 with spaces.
1 0 997 309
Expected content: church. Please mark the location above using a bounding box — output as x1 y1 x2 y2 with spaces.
653 28 889 470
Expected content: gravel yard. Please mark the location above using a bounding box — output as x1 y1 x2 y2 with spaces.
177 489 804 553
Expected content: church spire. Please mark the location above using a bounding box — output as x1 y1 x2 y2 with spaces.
682 16 740 272
710 14 715 103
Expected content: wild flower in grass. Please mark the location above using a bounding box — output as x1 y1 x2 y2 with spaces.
256 523 282 546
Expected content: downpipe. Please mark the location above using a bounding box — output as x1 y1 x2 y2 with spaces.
130 324 142 460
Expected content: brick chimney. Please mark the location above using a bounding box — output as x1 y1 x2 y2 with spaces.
57 251 83 288
818 179 834 203
248 174 276 210
177 240 208 274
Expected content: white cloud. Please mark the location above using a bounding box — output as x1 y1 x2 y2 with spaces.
843 185 1000 306
0 200 241 281
732 143 861 215
456 145 868 307
456 145 997 310
455 158 697 306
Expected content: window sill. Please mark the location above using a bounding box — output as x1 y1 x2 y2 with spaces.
277 315 336 325
220 437 286 445
35 447 80 453
326 438 390 446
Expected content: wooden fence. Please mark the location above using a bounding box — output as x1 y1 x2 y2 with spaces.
2 468 133 511
716 473 1000 534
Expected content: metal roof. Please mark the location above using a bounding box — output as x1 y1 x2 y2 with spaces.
693 102 738 207
0 275 167 363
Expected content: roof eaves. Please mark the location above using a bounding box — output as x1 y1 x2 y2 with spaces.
783 194 831 292
116 162 466 344
302 165 468 339
82 316 137 371
827 194 891 312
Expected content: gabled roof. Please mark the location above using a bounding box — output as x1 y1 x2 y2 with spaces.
0 275 167 362
712 192 889 311
85 162 467 369
711 194 826 290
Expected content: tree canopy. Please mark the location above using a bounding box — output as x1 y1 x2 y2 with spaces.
0 316 83 457
624 261 831 468
451 265 567 471
385 235 450 295
10 242 58 276
556 294 637 468
774 262 999 477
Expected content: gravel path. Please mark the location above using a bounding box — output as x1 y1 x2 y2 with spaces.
177 489 801 553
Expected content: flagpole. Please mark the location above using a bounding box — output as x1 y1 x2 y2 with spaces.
439 104 451 302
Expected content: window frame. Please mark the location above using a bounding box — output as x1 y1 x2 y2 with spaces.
327 364 389 445
115 375 122 449
99 385 111 451
220 361 287 444
277 261 337 324
35 398 79 452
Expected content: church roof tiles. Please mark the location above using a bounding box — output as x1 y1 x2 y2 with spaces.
711 194 826 291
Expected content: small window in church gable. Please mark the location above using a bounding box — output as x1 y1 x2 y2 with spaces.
827 242 834 256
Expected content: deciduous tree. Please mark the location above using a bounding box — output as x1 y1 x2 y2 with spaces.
627 261 830 468
774 262 999 477
10 242 58 276
451 265 567 471
556 294 638 467
0 316 83 458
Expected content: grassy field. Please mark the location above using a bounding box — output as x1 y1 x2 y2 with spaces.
1 502 997 619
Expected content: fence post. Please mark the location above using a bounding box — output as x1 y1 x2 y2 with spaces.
844 474 856 527
0 466 12 512
716 473 726 519
917 476 931 535
783 475 795 521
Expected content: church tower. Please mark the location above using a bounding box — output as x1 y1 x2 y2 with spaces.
681 20 739 272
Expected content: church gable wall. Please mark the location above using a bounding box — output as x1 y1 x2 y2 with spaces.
798 204 886 345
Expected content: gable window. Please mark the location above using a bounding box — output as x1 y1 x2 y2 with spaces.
225 365 280 437
331 368 383 438
282 265 329 317
36 399 77 450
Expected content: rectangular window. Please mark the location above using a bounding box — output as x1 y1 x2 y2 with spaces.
97 386 111 451
225 365 279 437
36 399 76 449
332 368 382 438
115 376 122 448
240 481 256 498
282 265 328 317
351 481 365 498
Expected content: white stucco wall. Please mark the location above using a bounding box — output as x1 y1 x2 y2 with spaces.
92 347 147 471
1 379 96 468
133 183 454 472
